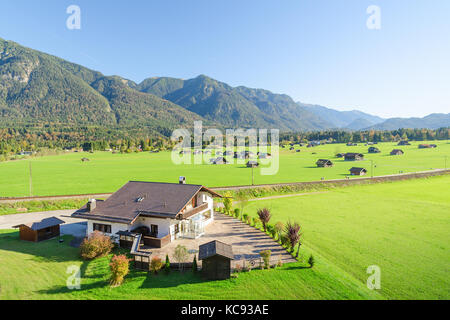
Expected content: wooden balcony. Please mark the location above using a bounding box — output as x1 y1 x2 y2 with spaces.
178 203 209 220
142 234 171 248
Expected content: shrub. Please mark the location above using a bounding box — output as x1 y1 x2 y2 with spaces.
110 255 130 287
80 231 113 260
243 213 249 222
252 217 259 228
234 208 240 218
257 208 272 232
150 256 164 275
284 221 303 255
164 254 171 274
308 255 315 268
192 256 198 273
259 250 272 269
234 263 243 273
274 222 284 241
245 215 251 225
173 245 189 272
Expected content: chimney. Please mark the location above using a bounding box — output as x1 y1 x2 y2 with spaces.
179 176 186 184
87 199 96 212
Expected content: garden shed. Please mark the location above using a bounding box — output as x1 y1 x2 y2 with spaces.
13 217 65 242
349 167 367 176
199 240 234 280
390 149 404 156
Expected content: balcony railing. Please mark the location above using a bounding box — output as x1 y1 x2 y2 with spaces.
179 203 209 220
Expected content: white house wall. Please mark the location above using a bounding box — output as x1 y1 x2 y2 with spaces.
86 220 130 242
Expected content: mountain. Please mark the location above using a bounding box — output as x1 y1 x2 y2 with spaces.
0 38 206 131
298 103 385 129
367 113 450 130
135 75 331 130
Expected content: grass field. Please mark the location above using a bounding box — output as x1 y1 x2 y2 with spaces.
0 175 448 300
0 141 449 197
243 175 450 300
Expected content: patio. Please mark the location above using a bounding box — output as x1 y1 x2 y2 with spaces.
141 213 297 267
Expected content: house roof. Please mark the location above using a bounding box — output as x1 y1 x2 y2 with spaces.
199 240 234 260
72 181 221 223
391 149 404 154
345 153 364 157
349 167 367 172
13 217 65 231
316 159 333 164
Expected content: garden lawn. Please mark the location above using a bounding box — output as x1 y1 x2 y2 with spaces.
243 175 450 300
0 141 449 197
0 230 380 300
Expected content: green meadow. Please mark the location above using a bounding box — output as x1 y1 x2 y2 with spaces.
0 141 449 197
0 175 448 300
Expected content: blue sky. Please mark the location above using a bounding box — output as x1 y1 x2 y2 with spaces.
1 0 449 118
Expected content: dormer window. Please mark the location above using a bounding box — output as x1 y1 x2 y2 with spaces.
136 197 145 202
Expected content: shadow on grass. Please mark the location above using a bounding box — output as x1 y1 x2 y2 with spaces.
139 271 212 289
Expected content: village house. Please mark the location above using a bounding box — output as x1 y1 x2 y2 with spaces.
316 159 334 168
390 149 404 156
72 179 222 248
398 141 411 146
344 153 364 161
336 153 345 158
368 147 381 154
419 144 437 149
349 167 367 176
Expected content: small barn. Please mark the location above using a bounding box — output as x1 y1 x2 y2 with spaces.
346 142 357 146
213 157 228 165
336 153 345 158
390 149 404 156
349 167 367 176
81 158 90 162
316 159 334 168
246 161 259 168
13 217 65 242
398 141 411 146
199 240 234 280
368 147 381 153
344 153 364 161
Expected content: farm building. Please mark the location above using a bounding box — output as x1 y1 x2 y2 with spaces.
258 152 271 159
349 167 367 176
346 142 357 146
398 141 411 146
344 153 364 161
81 158 90 162
368 147 381 153
316 159 334 168
246 161 259 168
336 153 345 158
13 217 65 242
419 144 437 149
212 157 228 165
390 149 404 156
199 240 234 280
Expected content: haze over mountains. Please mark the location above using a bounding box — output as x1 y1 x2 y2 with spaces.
0 38 448 133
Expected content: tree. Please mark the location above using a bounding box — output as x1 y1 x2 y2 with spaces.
164 254 171 274
223 192 233 215
284 221 303 256
259 250 272 269
192 256 198 273
257 208 272 232
235 193 249 220
173 245 189 272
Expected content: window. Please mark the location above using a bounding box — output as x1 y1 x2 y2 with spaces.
93 223 112 234
150 224 158 237
174 224 179 234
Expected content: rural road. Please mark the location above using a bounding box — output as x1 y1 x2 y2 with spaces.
0 209 87 238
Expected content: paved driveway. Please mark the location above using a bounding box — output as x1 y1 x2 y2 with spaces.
146 213 297 267
0 209 87 238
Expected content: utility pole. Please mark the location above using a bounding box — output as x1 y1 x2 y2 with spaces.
371 160 374 179
251 166 254 186
29 161 33 197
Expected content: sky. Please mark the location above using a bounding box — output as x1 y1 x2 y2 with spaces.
1 0 449 118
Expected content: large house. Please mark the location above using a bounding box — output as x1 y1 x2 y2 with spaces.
72 179 222 247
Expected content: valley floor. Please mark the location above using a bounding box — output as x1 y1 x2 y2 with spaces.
0 175 448 300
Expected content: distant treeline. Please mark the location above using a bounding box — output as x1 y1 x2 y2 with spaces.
0 126 449 159
280 127 450 144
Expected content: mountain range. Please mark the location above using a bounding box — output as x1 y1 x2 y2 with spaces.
0 37 448 133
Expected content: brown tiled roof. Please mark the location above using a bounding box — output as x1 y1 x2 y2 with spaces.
199 240 234 260
72 181 221 224
13 217 65 231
